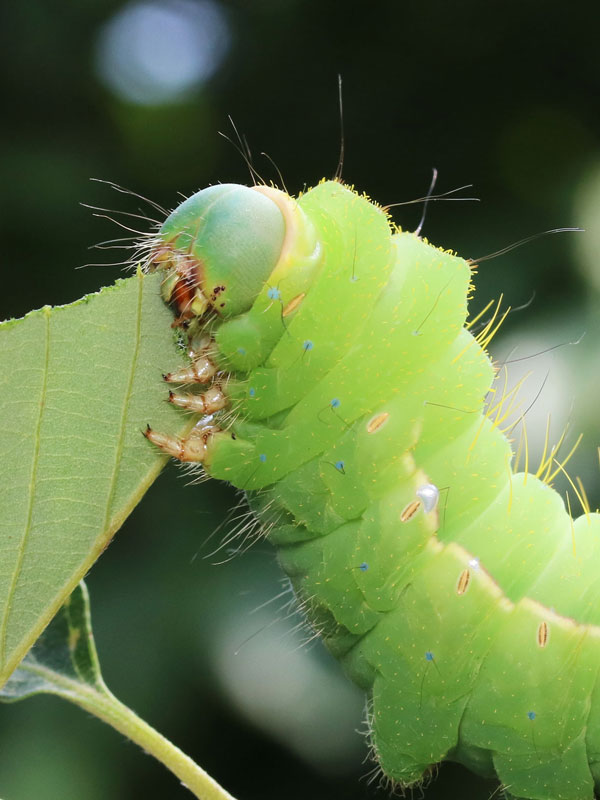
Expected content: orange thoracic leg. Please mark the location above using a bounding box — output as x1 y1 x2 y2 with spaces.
143 421 220 462
168 386 227 414
163 354 218 384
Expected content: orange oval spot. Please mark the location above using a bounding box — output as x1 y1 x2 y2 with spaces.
400 499 421 522
367 412 390 433
537 621 549 648
282 292 306 317
457 569 470 595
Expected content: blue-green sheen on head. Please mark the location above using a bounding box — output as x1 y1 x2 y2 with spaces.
158 184 286 318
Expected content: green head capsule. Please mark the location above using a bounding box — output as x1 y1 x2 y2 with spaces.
154 183 287 320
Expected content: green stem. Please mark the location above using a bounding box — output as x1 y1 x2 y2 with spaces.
21 663 237 800
76 685 237 800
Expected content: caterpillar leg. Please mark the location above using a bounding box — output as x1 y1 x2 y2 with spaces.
144 421 220 462
163 354 218 384
168 386 227 414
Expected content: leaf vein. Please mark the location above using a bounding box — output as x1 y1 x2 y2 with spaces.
0 310 51 668
100 271 145 544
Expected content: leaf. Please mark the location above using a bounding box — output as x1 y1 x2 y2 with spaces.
0 582 238 800
0 581 104 701
0 270 189 687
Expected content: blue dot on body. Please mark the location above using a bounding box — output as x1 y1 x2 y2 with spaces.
330 398 341 409
249 388 256 397
527 711 536 721
425 651 434 661
303 340 314 351
359 562 369 572
237 347 246 355
259 453 267 463
267 287 281 300
335 460 345 471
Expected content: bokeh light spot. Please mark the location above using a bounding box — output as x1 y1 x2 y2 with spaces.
95 0 230 106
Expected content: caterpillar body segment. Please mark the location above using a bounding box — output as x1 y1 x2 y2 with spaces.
147 179 600 800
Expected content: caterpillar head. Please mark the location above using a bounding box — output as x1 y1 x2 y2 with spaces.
151 183 316 324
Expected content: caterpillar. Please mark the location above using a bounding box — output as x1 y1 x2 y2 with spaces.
143 179 600 800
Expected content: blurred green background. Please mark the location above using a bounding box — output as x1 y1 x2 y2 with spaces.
2 1 600 798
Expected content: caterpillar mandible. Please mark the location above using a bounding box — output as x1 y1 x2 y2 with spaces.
144 179 600 800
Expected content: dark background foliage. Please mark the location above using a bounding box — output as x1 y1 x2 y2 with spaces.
2 1 600 798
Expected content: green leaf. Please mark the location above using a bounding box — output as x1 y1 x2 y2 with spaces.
0 581 103 701
0 582 238 800
0 270 189 687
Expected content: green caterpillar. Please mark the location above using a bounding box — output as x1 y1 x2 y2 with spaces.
144 179 600 800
